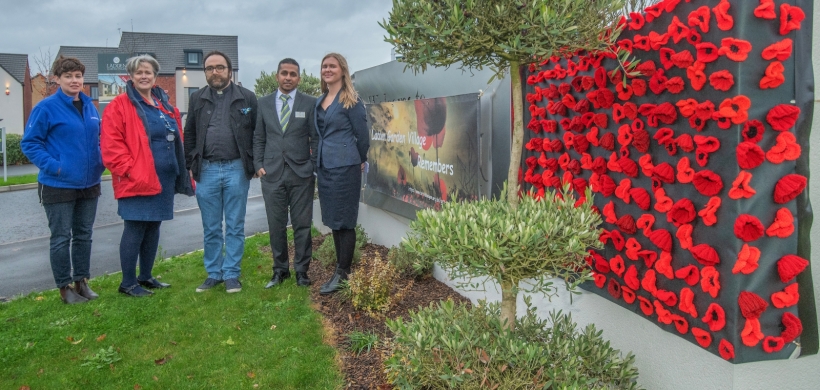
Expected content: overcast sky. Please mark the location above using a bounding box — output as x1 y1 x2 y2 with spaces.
0 0 395 88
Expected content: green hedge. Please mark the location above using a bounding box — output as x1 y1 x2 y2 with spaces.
1 133 31 166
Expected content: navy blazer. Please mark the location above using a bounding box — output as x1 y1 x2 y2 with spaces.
314 92 369 169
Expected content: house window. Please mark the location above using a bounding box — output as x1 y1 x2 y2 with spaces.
90 86 99 100
185 51 203 66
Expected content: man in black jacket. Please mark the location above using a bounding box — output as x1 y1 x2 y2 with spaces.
253 58 318 288
184 50 257 294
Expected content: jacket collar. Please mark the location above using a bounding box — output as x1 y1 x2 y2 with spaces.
318 91 341 119
55 87 91 106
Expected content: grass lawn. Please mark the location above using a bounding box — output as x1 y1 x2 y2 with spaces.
1 170 111 187
0 232 344 389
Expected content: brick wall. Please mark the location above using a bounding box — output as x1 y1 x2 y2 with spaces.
155 75 176 107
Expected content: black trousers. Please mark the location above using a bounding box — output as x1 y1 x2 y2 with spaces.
261 166 315 274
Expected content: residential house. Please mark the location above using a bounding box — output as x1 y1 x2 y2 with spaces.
0 53 31 135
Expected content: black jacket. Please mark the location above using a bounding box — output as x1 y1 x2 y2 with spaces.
183 82 258 181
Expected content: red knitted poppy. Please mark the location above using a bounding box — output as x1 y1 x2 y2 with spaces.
719 339 735 361
713 0 733 31
622 286 637 304
688 6 710 33
638 296 654 316
700 266 720 298
779 4 805 35
642 269 658 295
766 104 801 131
667 198 696 227
624 265 640 290
742 120 764 143
736 142 765 170
719 95 751 124
718 38 751 62
607 153 622 173
691 244 720 266
667 15 689 44
631 188 651 211
558 83 571 96
677 134 694 153
632 129 650 153
675 265 700 286
692 170 723 197
653 188 673 212
649 229 672 252
696 42 719 63
777 254 809 283
671 314 688 334
703 303 726 332
766 131 801 164
656 289 677 307
593 272 606 288
639 154 655 177
772 283 799 309
762 38 793 61
773 174 807 204
676 223 693 250
599 132 615 151
754 0 776 20
638 250 658 268
732 244 760 275
654 251 673 280
741 318 764 347
698 197 721 227
625 237 640 260
734 214 765 242
691 327 712 348
610 229 625 251
594 113 608 129
670 50 694 69
781 312 803 343
679 288 698 318
739 291 768 319
652 162 675 184
709 70 734 91
763 336 786 354
607 278 622 299
687 61 707 91
649 70 668 95
628 12 645 31
593 251 611 274
676 157 695 184
760 61 785 89
728 170 756 200
665 77 685 94
694 135 719 167
766 207 794 238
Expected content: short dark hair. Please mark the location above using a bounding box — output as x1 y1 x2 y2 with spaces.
203 50 232 73
277 58 300 73
52 56 85 77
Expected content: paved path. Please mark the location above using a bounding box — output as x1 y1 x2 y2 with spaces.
0 180 271 298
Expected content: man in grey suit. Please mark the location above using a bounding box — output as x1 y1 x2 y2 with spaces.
254 58 318 288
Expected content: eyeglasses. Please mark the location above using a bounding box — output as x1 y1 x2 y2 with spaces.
205 65 228 73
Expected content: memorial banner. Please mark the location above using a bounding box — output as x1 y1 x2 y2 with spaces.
366 93 480 210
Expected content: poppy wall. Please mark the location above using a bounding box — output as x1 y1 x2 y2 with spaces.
521 0 814 363
366 94 481 209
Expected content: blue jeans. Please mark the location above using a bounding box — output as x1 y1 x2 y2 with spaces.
195 159 250 280
43 197 99 288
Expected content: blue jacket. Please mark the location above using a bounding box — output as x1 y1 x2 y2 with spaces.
21 89 105 189
314 93 369 169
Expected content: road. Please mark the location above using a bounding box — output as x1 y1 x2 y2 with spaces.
0 180 271 298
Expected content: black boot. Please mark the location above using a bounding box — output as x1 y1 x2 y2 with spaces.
320 268 349 295
75 279 99 300
59 285 89 304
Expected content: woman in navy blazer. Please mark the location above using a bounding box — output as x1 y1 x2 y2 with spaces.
314 52 370 295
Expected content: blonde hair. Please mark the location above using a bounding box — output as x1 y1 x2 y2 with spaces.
321 53 359 109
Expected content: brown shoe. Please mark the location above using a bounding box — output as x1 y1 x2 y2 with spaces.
59 286 89 304
75 279 99 300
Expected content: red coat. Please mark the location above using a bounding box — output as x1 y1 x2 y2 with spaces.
101 93 183 199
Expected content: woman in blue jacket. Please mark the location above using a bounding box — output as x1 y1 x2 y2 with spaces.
314 53 370 295
21 56 105 304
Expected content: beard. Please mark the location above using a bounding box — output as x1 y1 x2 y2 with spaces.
207 73 231 90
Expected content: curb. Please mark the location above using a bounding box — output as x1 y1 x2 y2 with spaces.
0 175 112 193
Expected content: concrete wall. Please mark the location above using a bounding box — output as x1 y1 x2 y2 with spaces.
314 14 820 390
0 68 24 135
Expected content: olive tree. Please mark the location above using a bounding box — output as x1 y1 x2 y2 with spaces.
404 187 603 329
380 0 625 208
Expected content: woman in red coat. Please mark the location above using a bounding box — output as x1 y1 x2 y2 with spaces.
101 55 194 297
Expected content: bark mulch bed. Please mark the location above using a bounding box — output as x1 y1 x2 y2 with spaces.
284 235 471 389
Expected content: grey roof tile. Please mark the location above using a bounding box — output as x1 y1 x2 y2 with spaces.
118 32 238 74
0 53 28 84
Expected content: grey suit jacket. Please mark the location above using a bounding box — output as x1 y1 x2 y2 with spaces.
253 90 318 181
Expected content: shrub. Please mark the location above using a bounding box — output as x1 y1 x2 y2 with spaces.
1 133 31 166
313 225 368 269
387 243 433 279
385 298 640 389
346 253 406 317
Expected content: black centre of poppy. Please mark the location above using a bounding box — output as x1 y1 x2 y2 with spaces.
731 44 740 53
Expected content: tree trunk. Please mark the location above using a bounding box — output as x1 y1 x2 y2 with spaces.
500 279 517 331
506 61 524 209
